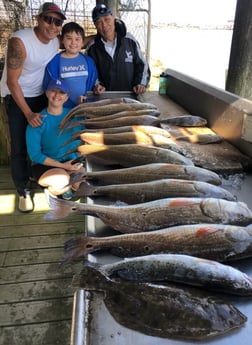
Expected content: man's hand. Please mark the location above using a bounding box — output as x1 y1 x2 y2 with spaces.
133 84 146 95
27 112 45 127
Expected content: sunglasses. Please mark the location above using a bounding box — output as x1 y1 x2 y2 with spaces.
41 15 63 27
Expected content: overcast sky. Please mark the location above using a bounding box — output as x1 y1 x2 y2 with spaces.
151 0 237 25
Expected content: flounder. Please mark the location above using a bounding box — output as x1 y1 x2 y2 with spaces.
72 265 247 340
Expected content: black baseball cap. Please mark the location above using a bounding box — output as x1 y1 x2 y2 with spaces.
92 3 112 23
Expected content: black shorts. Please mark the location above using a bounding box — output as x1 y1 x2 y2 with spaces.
31 164 55 181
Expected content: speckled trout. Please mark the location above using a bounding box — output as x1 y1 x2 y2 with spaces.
161 114 207 127
85 254 252 296
44 197 252 233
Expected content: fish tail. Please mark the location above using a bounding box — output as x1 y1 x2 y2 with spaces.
60 236 93 266
44 196 77 220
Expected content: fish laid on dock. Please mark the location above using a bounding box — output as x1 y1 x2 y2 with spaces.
61 124 172 147
44 196 252 233
69 163 222 186
75 144 194 166
72 265 247 340
60 101 158 128
160 114 207 127
80 132 182 153
84 254 252 296
73 178 236 203
83 108 160 120
176 133 223 144
78 125 171 137
62 223 252 264
82 115 160 129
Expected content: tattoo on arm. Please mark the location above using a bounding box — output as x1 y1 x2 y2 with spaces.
7 38 24 69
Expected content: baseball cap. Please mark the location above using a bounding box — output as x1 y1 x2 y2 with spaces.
38 2 66 20
92 3 112 23
46 79 70 94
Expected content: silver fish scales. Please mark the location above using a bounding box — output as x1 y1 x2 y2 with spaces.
86 253 252 296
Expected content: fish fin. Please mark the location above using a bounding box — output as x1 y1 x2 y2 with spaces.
44 196 77 220
60 237 93 266
68 172 86 186
73 182 96 197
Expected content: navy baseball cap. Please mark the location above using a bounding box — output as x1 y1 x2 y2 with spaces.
46 79 70 94
92 3 112 23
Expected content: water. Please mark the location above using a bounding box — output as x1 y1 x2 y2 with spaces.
150 27 233 89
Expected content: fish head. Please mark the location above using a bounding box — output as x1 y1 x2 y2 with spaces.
72 264 111 291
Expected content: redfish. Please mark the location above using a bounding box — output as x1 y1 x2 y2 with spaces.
44 197 252 233
80 131 182 153
72 265 247 340
60 100 156 128
75 144 194 166
69 163 222 186
62 224 252 264
86 254 252 296
74 179 236 203
83 115 160 129
83 108 160 120
78 125 171 137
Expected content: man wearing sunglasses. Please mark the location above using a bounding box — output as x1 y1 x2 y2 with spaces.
0 2 66 213
87 3 151 95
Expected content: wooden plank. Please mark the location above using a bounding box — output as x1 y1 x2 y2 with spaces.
0 262 82 284
0 297 73 326
0 233 82 252
0 277 74 304
0 320 72 345
1 279 75 303
0 213 85 226
0 165 85 345
1 247 66 266
0 222 84 238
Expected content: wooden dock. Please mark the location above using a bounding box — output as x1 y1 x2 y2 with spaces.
0 165 85 345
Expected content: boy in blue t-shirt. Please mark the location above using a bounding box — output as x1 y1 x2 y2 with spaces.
43 22 104 108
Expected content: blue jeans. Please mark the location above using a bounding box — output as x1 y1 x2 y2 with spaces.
4 94 47 196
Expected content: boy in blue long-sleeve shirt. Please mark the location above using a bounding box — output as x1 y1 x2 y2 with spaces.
26 78 84 198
